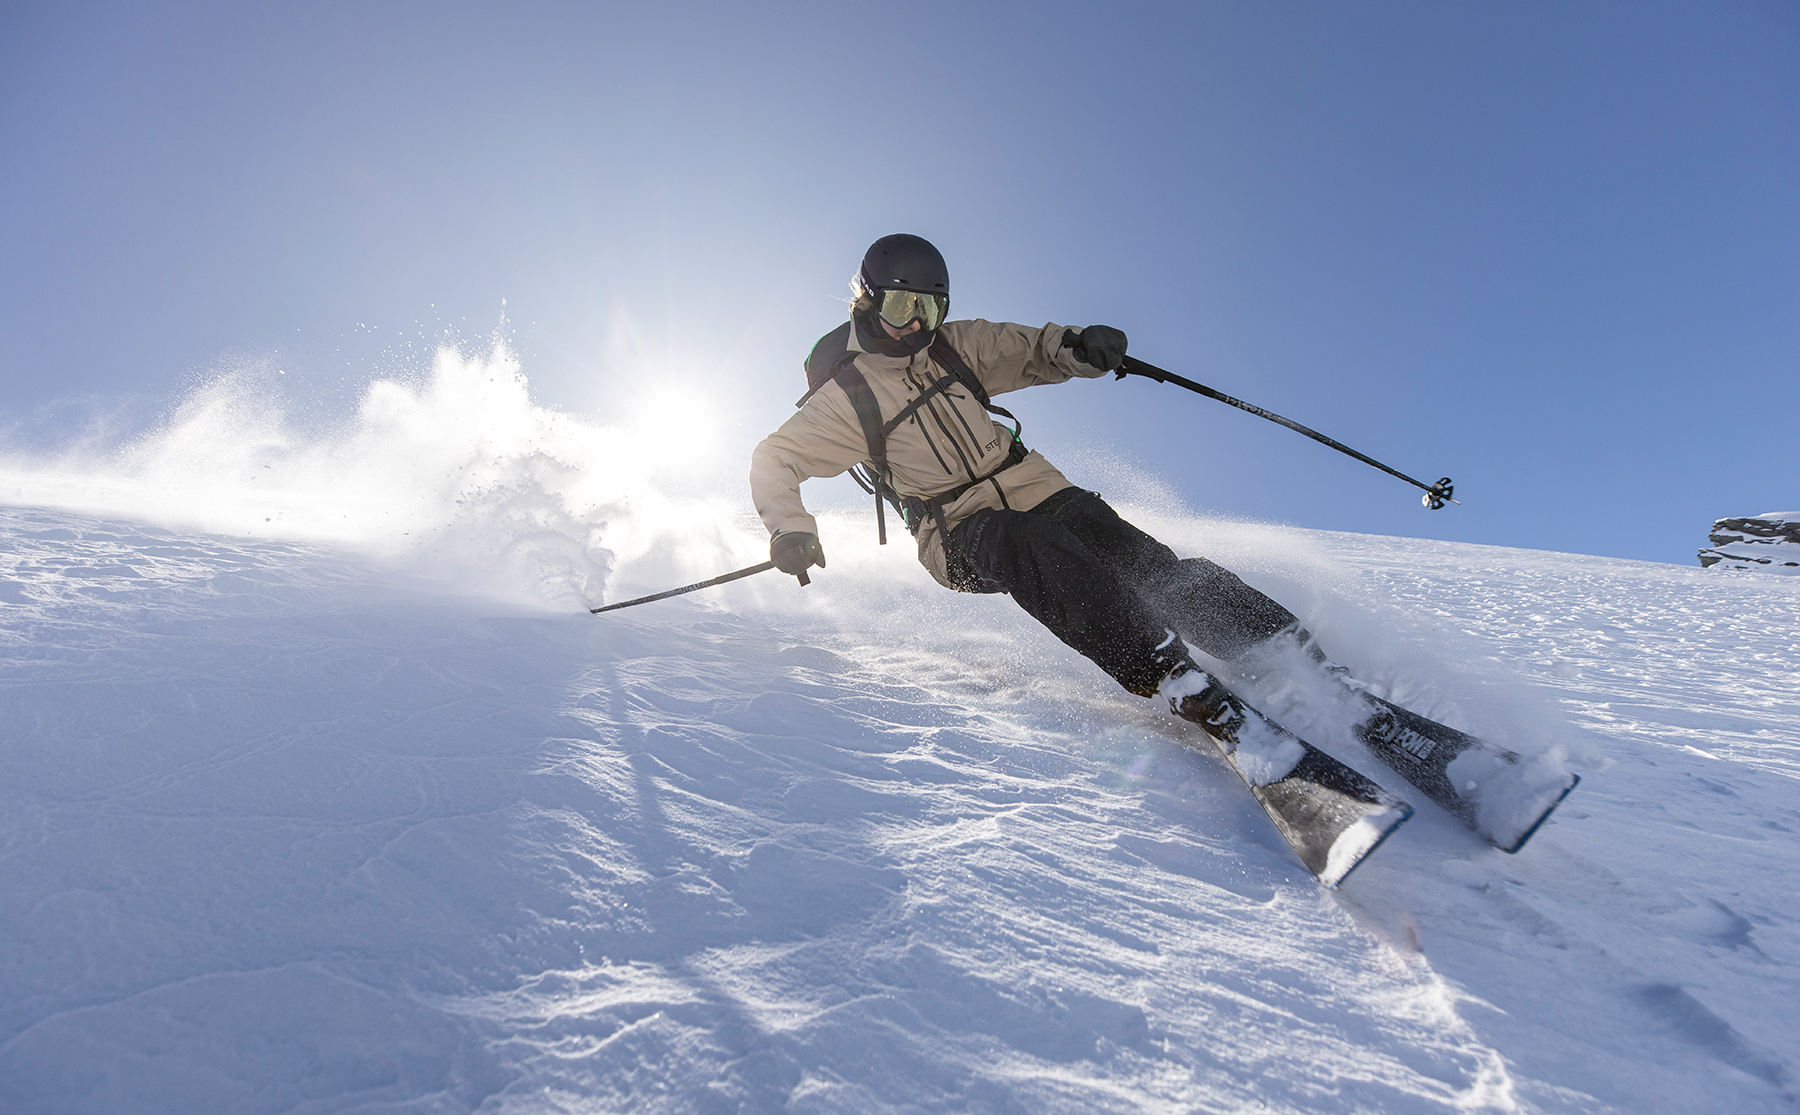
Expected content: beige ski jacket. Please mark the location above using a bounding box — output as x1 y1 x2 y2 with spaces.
750 318 1107 589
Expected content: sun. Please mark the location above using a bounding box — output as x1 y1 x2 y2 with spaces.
620 384 724 473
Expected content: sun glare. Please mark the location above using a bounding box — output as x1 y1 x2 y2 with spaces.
620 384 723 473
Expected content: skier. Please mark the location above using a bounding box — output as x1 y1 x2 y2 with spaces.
745 233 1575 875
749 233 1315 723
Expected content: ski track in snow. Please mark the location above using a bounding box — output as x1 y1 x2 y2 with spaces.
1 500 1796 1114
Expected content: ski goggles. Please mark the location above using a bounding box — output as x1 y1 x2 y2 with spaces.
873 288 948 332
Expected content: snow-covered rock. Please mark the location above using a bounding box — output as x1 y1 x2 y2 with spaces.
1698 512 1800 574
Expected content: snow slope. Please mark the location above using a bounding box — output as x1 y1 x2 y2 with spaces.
2 347 1796 1113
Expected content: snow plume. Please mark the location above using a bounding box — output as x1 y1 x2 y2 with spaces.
0 343 761 611
0 342 1587 783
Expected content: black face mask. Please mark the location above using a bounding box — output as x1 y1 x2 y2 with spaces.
854 308 935 358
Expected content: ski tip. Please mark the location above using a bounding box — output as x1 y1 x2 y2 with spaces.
1494 772 1581 855
1319 802 1414 889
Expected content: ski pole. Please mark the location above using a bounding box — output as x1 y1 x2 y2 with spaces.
1112 355 1458 510
590 561 807 615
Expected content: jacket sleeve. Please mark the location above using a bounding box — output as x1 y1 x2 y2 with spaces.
749 382 874 541
937 319 1106 397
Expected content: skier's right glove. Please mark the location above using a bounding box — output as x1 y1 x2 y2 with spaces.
770 531 826 576
1068 325 1128 372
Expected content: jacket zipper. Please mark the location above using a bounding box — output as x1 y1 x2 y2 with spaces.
905 369 979 483
901 371 956 477
941 384 986 453
909 412 953 476
923 394 979 483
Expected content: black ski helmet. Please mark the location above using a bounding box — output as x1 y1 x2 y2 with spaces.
859 234 948 297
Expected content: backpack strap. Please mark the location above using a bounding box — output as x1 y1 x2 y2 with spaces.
833 365 896 545
928 336 1022 446
796 322 897 540
792 327 1029 547
797 321 856 407
866 338 1021 446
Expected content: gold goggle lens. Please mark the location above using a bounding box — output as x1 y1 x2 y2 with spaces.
876 289 947 332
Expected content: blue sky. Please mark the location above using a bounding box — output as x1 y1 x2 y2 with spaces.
2 1 1794 564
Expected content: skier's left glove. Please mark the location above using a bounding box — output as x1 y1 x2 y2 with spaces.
1068 325 1128 372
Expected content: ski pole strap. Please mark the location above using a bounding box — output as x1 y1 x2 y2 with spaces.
590 560 805 615
1103 348 1458 509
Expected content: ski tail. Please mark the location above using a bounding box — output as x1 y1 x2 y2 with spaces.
1252 743 1413 887
1172 676 1412 887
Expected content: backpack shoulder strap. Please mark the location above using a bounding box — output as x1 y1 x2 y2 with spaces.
793 321 900 544
927 336 990 406
833 364 897 546
926 335 1023 444
796 322 856 407
790 327 1025 547
832 364 887 475
870 337 987 441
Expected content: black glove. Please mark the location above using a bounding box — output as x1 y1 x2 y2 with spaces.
1068 325 1128 372
770 531 826 576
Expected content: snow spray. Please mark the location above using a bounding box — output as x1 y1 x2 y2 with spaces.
0 342 763 611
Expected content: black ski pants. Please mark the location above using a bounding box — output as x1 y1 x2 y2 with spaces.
945 487 1298 695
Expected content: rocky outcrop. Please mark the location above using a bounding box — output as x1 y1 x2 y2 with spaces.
1698 513 1800 574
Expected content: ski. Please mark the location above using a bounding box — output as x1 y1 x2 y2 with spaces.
1174 679 1413 888
1349 692 1578 853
